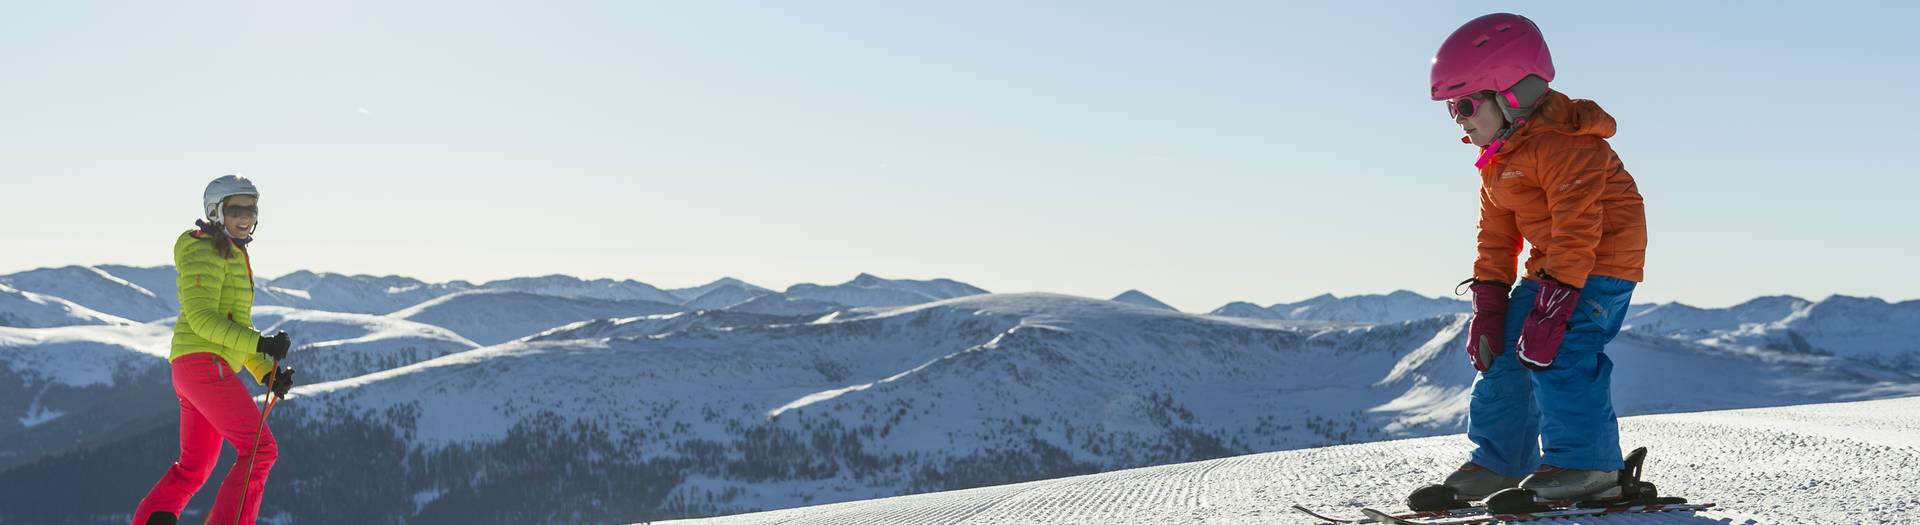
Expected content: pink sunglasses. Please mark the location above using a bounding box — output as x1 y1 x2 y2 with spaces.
1447 90 1521 120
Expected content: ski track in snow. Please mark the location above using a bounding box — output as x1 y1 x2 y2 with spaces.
659 395 1920 524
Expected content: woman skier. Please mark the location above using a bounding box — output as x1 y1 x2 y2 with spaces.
131 174 297 525
1426 12 1649 507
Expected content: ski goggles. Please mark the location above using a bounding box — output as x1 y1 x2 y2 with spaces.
223 204 259 218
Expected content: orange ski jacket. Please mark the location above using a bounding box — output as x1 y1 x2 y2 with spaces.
1473 90 1647 289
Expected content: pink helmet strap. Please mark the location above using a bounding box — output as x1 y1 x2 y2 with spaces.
1474 117 1529 169
1470 89 1532 168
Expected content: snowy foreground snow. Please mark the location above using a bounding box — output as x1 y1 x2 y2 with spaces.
659 395 1920 524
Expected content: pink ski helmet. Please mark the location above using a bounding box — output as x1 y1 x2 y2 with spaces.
1430 13 1554 101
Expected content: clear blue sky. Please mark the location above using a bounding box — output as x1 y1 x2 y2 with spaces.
3 1 1915 310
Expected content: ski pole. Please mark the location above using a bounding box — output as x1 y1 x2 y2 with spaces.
211 363 280 525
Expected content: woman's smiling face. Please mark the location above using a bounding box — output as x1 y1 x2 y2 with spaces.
222 195 258 239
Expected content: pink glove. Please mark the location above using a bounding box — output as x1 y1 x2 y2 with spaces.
1461 279 1511 372
1516 279 1580 370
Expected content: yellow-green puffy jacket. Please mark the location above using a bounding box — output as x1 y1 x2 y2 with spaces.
169 230 274 383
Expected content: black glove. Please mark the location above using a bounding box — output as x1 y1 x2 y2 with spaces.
266 366 296 397
257 331 291 361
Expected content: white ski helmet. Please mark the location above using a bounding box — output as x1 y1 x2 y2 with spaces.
203 174 260 224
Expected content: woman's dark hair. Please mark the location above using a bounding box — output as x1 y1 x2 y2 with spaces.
209 223 238 259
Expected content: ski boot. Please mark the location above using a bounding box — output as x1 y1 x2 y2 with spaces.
1522 465 1622 500
1484 447 1688 514
1406 461 1523 511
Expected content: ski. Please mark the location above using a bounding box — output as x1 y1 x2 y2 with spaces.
1356 502 1715 525
1290 504 1485 523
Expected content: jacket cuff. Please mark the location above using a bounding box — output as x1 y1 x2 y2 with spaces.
246 354 277 384
1537 268 1588 290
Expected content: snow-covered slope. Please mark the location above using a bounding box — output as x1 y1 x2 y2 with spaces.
1625 295 1920 374
663 395 1920 524
1769 296 1920 369
524 310 799 343
0 284 136 328
1209 290 1468 324
783 273 989 308
387 289 684 345
0 324 170 393
0 266 176 322
0 323 173 468
1110 290 1177 312
480 275 684 304
727 294 845 316
252 306 481 383
94 265 185 312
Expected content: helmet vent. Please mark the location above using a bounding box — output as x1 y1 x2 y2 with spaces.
1474 37 1490 48
1496 24 1512 33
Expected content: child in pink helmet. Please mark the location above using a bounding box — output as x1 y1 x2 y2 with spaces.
1416 12 1650 509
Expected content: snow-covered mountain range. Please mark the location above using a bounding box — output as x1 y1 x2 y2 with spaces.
669 278 775 305
0 263 1914 524
781 273 989 308
1207 290 1471 324
481 275 684 305
0 266 176 322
